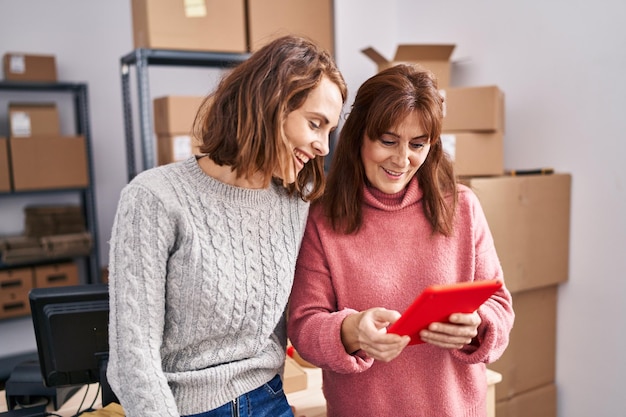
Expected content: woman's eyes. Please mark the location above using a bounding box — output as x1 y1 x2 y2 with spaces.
379 138 425 149
309 121 321 129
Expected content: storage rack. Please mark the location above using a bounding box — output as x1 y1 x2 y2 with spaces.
119 48 250 181
0 81 101 285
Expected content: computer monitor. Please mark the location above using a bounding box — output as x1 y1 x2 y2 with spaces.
28 283 117 408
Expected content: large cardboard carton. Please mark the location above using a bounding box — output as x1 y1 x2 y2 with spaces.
131 0 247 52
0 268 34 319
3 53 57 82
0 137 10 192
9 136 89 191
8 103 60 138
157 134 201 165
442 85 505 132
362 44 455 87
441 131 504 177
495 383 557 417
283 356 307 393
153 95 205 135
488 286 557 401
248 0 335 55
460 173 571 293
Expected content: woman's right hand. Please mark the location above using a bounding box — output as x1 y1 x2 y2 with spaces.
340 308 410 362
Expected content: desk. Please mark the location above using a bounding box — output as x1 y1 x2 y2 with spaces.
2 370 501 417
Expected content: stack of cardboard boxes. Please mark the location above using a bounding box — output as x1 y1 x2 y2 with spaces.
364 44 570 417
153 95 204 166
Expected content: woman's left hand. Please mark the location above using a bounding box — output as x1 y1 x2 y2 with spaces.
419 311 481 349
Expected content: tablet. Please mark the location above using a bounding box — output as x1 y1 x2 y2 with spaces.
387 279 503 345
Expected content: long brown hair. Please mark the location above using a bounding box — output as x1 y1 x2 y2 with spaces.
194 35 347 201
323 64 457 234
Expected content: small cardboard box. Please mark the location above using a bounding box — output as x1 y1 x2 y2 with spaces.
0 137 10 192
8 103 61 138
488 286 557 401
442 85 505 132
34 262 80 288
460 173 571 293
495 383 557 417
153 95 205 135
248 0 335 55
362 44 455 87
283 356 307 393
441 131 504 177
9 135 89 191
0 267 34 319
131 0 247 52
3 53 57 82
157 134 201 165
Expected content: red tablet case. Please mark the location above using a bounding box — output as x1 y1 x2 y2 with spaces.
387 279 503 345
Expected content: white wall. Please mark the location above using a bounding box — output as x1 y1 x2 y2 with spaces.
1 1 625 416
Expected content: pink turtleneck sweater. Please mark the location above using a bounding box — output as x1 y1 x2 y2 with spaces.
287 178 514 417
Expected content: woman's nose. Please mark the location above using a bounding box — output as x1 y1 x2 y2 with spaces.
312 137 330 156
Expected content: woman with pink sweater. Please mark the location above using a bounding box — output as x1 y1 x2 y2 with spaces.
287 64 515 417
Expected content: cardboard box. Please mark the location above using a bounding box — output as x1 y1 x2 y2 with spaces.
157 134 201 165
3 53 57 82
131 0 247 52
284 356 307 393
441 131 504 177
34 262 80 288
442 86 505 132
460 173 571 293
362 44 455 87
495 383 557 417
248 0 335 55
0 267 34 319
8 103 60 138
0 137 10 192
153 95 205 135
488 286 557 401
9 135 89 191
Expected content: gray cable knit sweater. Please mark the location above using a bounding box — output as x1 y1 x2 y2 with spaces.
107 156 310 417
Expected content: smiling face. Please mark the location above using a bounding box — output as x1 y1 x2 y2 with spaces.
281 76 344 184
361 111 431 194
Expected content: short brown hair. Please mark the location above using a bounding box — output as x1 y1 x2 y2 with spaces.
194 35 347 201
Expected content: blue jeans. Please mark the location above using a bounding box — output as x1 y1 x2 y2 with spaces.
183 374 294 417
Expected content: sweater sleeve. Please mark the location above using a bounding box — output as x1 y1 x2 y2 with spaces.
107 184 180 417
287 211 374 374
451 188 515 365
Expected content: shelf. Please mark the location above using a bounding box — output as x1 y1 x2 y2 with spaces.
119 48 250 180
0 82 100 285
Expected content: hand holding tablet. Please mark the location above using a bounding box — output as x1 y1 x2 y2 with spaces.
387 279 503 345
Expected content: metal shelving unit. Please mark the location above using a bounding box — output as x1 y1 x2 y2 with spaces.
119 48 250 181
0 81 100 285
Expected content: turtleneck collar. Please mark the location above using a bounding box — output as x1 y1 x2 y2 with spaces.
363 175 423 211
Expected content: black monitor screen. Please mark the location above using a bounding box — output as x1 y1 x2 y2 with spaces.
29 283 109 388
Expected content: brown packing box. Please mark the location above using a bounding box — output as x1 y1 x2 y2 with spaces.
248 0 335 55
283 356 307 393
487 286 557 401
9 135 89 191
157 134 201 165
3 53 57 82
0 137 10 192
460 173 571 293
442 85 505 132
441 132 504 177
131 0 247 52
34 262 80 288
362 44 455 87
495 383 557 417
153 95 205 135
0 267 34 319
8 103 61 138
